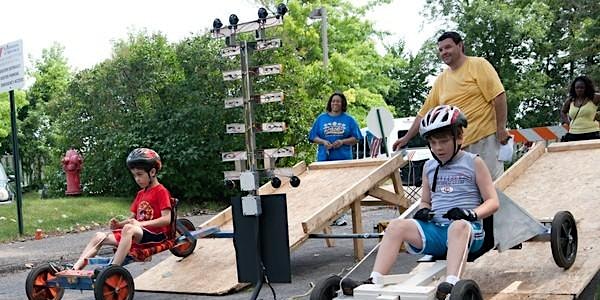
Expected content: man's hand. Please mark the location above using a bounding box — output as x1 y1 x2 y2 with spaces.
497 128 510 145
413 208 434 222
392 137 408 151
443 208 477 221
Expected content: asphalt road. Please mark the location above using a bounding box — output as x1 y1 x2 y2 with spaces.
0 207 418 300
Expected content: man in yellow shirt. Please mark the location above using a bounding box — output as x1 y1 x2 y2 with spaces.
393 31 510 179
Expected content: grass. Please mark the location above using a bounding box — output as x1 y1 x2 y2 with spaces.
0 192 131 243
0 192 226 243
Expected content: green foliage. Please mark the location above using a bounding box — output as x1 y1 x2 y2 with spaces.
18 43 71 189
383 41 438 117
424 0 600 129
0 90 27 141
27 0 437 203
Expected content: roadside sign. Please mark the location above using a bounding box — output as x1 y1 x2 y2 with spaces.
0 40 25 93
366 107 394 139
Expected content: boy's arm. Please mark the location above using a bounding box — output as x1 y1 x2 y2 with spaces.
419 172 432 209
137 209 172 228
473 157 499 219
110 212 135 229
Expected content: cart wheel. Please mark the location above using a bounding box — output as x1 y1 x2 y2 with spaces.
170 218 197 257
309 274 341 300
551 211 578 269
93 265 134 300
271 177 281 188
25 263 64 300
449 279 483 300
290 176 301 188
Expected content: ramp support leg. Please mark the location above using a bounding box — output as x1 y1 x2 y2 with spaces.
323 226 335 247
351 199 364 260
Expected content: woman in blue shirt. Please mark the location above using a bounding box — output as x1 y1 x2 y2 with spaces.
308 92 363 161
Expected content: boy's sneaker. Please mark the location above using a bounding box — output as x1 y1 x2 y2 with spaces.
341 277 373 296
435 282 454 300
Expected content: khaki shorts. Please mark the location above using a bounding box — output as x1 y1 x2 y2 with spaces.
464 134 503 180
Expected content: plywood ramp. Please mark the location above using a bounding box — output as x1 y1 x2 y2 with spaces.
135 156 408 294
467 140 600 299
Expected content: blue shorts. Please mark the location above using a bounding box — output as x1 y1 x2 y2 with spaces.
406 219 484 257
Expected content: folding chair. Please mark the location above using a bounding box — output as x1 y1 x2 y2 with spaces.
400 158 426 202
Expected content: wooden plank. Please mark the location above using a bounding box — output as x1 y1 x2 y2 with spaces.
307 157 391 170
390 168 404 195
484 294 573 300
466 147 600 298
136 157 407 294
351 199 364 260
322 226 334 247
494 141 545 191
301 155 407 234
367 186 409 207
257 161 306 195
547 138 600 152
200 207 232 228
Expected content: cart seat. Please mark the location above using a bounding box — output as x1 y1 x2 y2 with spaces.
124 197 180 262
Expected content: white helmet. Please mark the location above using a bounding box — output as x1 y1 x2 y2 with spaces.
419 105 467 138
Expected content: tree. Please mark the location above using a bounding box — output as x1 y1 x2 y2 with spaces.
20 43 71 189
383 41 438 117
424 0 600 129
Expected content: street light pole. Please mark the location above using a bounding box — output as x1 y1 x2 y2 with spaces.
309 7 328 68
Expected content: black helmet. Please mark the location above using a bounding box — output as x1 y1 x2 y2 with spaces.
126 148 162 172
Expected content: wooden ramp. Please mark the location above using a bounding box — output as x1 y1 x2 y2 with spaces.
465 139 600 299
135 155 410 294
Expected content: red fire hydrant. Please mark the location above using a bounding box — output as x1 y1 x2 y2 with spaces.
62 148 83 195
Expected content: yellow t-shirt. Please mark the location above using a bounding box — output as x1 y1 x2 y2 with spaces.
569 100 599 134
418 57 505 147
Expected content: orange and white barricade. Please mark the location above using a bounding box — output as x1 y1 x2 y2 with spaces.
508 125 568 143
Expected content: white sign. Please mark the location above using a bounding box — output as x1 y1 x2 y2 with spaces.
366 107 394 139
0 40 25 93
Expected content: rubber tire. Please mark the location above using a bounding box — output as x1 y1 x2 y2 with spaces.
271 177 282 188
449 279 483 300
290 176 301 187
551 211 578 269
309 274 341 300
93 265 134 300
25 263 64 300
170 218 197 257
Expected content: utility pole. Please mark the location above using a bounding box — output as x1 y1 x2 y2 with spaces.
309 7 328 68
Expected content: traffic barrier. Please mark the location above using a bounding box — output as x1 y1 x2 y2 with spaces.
508 125 568 143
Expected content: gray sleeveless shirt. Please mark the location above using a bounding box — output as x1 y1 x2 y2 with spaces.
424 151 483 224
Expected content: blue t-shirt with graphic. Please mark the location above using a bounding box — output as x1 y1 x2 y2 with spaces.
308 112 363 161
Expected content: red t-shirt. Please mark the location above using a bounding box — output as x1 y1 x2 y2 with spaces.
129 183 171 235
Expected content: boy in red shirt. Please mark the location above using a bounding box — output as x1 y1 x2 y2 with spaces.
73 148 172 270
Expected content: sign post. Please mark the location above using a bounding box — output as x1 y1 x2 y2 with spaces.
366 107 394 157
1 40 25 235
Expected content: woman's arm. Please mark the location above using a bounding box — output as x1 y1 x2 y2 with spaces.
593 93 600 106
560 98 572 125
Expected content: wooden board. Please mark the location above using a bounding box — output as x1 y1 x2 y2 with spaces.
135 156 407 294
465 139 600 298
